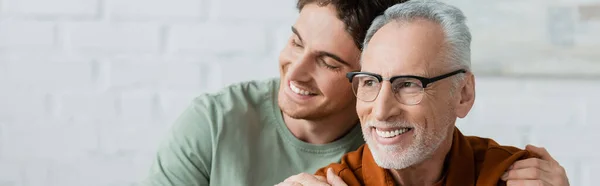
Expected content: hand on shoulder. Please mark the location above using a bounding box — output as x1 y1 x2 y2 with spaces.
502 145 569 186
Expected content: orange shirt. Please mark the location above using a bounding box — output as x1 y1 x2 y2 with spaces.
315 127 536 186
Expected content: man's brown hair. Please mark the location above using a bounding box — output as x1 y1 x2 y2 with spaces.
297 0 410 50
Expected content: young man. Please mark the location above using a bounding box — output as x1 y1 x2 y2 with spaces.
142 1 569 185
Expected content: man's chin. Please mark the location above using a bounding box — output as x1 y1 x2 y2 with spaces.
372 144 406 157
280 107 325 120
278 97 327 120
371 148 424 170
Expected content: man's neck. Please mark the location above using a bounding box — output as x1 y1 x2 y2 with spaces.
282 110 359 145
389 129 454 186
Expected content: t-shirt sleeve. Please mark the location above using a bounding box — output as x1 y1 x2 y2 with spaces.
140 97 215 186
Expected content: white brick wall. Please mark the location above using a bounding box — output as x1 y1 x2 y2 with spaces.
4 61 94 91
0 21 55 50
208 0 297 21
167 23 269 55
2 0 98 17
108 0 205 20
68 23 161 53
1 0 599 185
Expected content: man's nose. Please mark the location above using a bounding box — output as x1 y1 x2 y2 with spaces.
285 54 314 82
372 82 403 122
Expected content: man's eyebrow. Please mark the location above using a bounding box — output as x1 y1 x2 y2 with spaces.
291 26 351 67
316 51 351 67
291 26 303 42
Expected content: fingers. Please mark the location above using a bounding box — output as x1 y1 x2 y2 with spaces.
506 179 551 186
506 145 570 186
326 168 348 186
315 175 327 182
284 173 314 182
525 145 557 164
510 158 552 172
502 167 550 181
277 170 347 186
279 173 330 186
504 158 570 186
275 181 303 186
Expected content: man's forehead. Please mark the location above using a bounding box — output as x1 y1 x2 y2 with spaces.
368 20 444 49
295 4 345 39
293 5 361 65
361 21 446 76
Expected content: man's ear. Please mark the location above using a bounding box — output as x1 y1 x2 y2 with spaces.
456 72 475 118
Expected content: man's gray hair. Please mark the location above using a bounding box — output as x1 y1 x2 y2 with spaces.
362 0 472 71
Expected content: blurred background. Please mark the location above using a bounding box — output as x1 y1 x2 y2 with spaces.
0 0 598 185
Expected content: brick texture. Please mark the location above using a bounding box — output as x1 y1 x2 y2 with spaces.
167 23 269 55
208 0 297 21
67 23 161 53
109 0 205 20
0 21 55 50
3 0 98 17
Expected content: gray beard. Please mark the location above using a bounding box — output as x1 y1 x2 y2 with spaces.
362 118 452 170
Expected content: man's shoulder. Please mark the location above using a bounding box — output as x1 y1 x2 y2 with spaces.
192 78 279 109
176 78 280 132
464 135 536 184
464 136 534 160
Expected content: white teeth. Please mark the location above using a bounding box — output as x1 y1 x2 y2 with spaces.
375 128 410 138
290 83 312 96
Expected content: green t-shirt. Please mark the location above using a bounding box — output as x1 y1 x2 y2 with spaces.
141 78 365 186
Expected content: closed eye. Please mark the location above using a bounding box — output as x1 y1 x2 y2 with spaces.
291 38 303 48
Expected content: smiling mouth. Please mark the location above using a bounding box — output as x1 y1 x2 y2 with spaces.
289 82 317 96
374 127 413 138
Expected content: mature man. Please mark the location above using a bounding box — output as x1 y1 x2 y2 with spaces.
142 0 568 185
278 1 569 186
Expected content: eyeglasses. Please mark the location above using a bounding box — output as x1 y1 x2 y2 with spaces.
346 69 466 105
